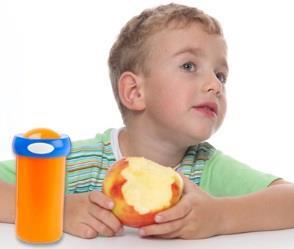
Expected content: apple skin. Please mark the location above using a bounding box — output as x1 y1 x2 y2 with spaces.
102 158 183 228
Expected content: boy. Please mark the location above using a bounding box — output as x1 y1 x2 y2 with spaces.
1 3 294 240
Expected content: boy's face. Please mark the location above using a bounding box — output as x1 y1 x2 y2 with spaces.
140 23 228 145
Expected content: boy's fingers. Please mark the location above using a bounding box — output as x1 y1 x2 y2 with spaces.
139 219 183 237
88 190 114 210
154 230 180 239
67 222 98 239
89 202 122 234
86 216 115 237
155 195 191 223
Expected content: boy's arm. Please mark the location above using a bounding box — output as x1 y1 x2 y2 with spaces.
139 177 294 239
0 180 15 223
0 179 123 238
219 179 294 234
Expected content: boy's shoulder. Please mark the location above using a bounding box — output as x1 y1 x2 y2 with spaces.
65 128 115 193
67 128 115 164
69 129 112 154
71 128 111 146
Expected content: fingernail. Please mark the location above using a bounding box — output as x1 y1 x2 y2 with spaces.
155 215 162 223
108 202 114 209
139 229 146 236
85 229 93 238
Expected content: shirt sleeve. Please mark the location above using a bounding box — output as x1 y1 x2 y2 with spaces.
0 159 16 184
200 150 280 197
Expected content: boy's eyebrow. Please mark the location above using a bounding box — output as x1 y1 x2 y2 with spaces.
173 47 229 72
173 47 205 58
219 59 229 72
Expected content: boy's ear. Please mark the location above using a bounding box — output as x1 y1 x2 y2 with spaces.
118 71 146 111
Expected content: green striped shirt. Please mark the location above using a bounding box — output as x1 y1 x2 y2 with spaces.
0 128 279 197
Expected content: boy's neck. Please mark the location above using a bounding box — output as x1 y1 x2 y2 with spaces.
118 126 189 168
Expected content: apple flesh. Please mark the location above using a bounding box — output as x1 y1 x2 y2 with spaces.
102 157 183 227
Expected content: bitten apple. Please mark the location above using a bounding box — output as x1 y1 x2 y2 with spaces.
102 157 183 227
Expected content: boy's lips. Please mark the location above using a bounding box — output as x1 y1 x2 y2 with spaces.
193 102 218 117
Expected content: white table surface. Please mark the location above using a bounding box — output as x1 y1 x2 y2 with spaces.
1 223 293 249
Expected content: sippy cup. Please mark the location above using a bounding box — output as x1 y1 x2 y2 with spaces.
12 128 71 243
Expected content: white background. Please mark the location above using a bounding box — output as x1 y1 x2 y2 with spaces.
1 223 294 249
0 0 293 181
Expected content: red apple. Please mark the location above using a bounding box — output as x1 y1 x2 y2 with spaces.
102 157 183 227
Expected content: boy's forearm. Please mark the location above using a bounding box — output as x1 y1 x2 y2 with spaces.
0 180 15 223
218 183 294 235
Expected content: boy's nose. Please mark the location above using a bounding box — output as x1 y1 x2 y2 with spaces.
201 74 223 96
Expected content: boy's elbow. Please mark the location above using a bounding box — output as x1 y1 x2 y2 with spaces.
268 179 292 187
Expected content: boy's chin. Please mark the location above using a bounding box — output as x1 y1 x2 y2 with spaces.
189 127 217 144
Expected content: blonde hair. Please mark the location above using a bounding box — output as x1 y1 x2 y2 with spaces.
108 3 223 122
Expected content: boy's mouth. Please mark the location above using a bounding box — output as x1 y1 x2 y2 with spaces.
193 102 218 117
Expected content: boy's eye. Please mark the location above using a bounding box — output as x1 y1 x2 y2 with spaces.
181 62 196 72
216 72 227 84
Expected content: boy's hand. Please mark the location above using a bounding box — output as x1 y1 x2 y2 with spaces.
139 175 223 239
64 190 123 239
